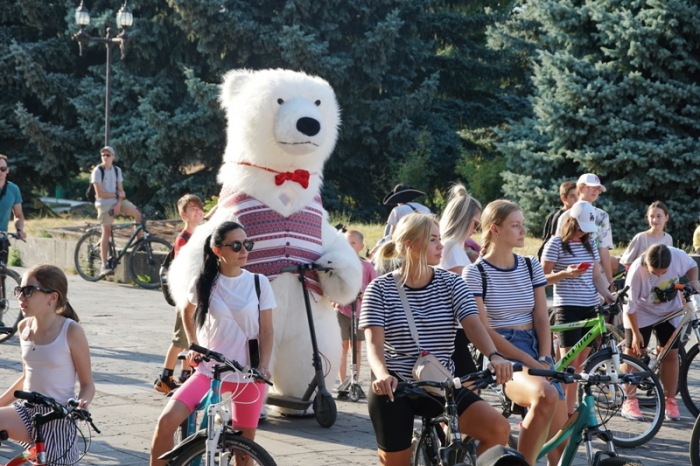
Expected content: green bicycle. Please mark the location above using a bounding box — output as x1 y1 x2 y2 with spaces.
74 211 171 289
551 287 664 448
529 367 646 466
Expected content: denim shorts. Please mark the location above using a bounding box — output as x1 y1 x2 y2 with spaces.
495 328 565 400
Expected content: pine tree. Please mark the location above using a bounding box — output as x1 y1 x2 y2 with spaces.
497 0 700 243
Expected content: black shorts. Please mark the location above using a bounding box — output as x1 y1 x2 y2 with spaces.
625 320 679 350
452 330 478 378
554 305 597 348
368 371 482 452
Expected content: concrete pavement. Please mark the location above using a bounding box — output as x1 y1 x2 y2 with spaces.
0 268 695 465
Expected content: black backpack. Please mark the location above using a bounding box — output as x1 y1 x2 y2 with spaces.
86 165 121 203
160 231 191 306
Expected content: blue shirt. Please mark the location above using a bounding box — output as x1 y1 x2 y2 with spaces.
0 182 22 232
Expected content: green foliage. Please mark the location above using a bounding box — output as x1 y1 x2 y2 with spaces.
8 247 21 267
496 0 700 244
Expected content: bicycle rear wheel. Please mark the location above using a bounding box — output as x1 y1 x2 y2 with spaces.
0 268 22 343
691 415 700 466
581 352 664 448
680 344 700 417
74 230 105 282
127 237 171 289
169 434 276 466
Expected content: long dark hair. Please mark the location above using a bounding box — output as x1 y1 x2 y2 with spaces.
28 264 79 322
561 216 595 258
194 221 246 329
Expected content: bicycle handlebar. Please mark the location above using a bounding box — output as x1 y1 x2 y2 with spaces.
0 231 24 242
13 391 100 433
396 365 524 397
280 263 333 274
595 285 629 316
527 368 651 385
0 326 14 335
188 343 273 386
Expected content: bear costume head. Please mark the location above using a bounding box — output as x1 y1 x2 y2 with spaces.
217 69 341 205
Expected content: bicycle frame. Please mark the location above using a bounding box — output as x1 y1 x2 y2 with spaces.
552 314 611 371
107 222 146 263
644 295 700 372
538 388 618 466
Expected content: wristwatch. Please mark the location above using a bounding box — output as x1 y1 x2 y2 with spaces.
538 355 553 364
488 350 506 361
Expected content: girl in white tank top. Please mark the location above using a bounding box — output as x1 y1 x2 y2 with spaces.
0 264 94 463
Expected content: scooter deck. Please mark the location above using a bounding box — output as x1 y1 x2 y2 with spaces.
266 394 313 411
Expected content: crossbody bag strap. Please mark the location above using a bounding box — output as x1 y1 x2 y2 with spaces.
254 273 261 311
392 271 421 351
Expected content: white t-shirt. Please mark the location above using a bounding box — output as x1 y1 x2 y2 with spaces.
624 247 697 328
188 270 276 381
620 232 673 266
557 206 613 249
439 239 471 271
90 165 123 208
387 203 431 226
542 236 600 308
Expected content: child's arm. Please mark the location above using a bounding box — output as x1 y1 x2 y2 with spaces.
67 322 95 408
0 370 26 407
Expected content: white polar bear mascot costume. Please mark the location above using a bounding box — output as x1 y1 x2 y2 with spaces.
169 68 362 408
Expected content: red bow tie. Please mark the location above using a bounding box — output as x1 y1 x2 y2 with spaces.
274 169 310 189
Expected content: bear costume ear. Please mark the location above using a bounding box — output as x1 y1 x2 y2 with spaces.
219 69 254 110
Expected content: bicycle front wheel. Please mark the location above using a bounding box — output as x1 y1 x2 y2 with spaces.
691 415 700 466
74 230 105 282
680 344 700 417
127 237 171 289
0 268 22 343
169 434 276 466
412 427 441 466
581 352 664 448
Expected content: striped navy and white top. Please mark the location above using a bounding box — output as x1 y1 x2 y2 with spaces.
463 254 547 328
541 236 600 307
359 267 479 381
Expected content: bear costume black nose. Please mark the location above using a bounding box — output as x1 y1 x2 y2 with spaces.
296 117 321 137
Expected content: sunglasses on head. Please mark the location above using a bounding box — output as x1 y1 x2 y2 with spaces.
14 285 55 298
221 240 254 252
0 167 8 172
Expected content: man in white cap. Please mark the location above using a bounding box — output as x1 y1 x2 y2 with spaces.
556 173 614 285
91 146 141 275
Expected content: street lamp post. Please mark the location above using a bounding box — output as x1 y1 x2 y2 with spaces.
72 1 134 147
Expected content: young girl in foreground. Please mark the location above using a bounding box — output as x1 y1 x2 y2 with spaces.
150 221 276 466
0 264 94 464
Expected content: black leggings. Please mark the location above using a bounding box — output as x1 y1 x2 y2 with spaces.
368 372 482 452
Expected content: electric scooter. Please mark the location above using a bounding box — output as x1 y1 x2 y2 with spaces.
264 263 338 428
337 298 365 401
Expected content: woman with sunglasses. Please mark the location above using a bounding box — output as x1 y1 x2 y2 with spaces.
150 221 276 466
0 264 93 464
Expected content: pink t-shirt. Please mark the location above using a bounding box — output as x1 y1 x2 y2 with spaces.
338 259 378 318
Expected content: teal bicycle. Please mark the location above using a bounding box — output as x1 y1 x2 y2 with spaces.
74 211 171 289
529 367 646 466
159 343 276 466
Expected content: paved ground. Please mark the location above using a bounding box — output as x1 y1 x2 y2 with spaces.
0 268 695 465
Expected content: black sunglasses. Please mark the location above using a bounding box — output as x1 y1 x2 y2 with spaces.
14 285 56 298
221 240 254 252
0 167 8 172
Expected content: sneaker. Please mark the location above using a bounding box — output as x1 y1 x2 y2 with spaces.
154 376 179 394
621 398 644 421
100 265 114 276
259 407 267 422
665 398 681 421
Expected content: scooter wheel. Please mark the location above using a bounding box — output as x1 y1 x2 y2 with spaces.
349 385 361 402
313 393 337 428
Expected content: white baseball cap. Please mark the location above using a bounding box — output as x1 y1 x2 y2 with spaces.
576 173 606 192
100 146 115 156
569 201 597 233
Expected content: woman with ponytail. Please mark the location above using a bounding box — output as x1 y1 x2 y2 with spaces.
0 264 93 464
150 221 276 466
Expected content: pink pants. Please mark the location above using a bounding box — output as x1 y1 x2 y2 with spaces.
171 372 266 429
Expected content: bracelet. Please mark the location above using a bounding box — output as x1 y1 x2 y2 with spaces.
488 350 505 361
538 355 553 363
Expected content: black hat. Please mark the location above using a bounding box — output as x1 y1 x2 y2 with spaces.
476 446 529 466
383 184 426 205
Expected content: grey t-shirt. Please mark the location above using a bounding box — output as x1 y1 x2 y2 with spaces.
90 165 123 208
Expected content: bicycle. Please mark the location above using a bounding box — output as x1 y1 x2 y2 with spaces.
550 287 664 447
528 367 646 466
0 390 100 466
405 366 523 466
73 210 171 289
159 343 276 466
0 232 24 343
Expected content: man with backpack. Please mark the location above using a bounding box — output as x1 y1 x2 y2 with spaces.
89 146 141 276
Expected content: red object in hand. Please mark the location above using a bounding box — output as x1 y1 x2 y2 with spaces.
577 263 591 271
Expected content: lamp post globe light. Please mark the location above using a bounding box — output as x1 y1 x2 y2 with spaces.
72 1 134 146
